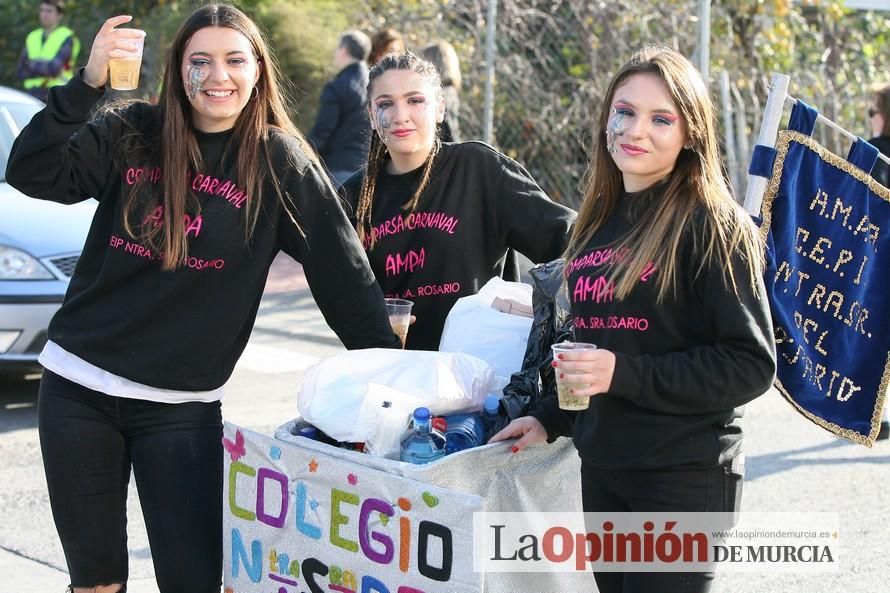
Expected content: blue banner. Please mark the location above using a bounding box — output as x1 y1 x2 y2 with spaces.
761 130 890 446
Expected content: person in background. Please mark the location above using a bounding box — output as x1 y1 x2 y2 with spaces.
368 27 404 66
867 83 890 189
6 5 399 592
308 30 373 185
422 40 462 142
343 52 576 350
16 0 80 102
491 46 776 593
866 82 890 441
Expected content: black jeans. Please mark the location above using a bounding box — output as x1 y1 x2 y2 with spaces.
38 370 223 593
581 460 743 593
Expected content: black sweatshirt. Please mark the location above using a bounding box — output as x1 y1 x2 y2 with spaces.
342 141 576 350
5 73 400 393
531 196 776 469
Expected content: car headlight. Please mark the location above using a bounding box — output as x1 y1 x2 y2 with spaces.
0 245 54 279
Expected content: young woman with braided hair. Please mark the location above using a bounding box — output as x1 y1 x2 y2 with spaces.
343 51 576 350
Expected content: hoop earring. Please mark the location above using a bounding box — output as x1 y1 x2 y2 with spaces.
250 86 258 100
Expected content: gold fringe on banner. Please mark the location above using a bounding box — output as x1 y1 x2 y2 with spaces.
758 130 890 447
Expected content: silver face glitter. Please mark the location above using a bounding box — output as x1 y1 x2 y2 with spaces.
606 107 627 154
375 105 393 143
186 64 208 100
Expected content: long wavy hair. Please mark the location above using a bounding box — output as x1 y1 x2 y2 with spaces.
566 46 762 301
120 3 317 270
355 51 442 247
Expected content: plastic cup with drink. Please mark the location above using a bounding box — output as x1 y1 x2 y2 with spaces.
551 341 597 411
384 298 413 348
108 32 145 91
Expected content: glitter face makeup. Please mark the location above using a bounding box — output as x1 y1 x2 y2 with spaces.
606 107 626 154
186 64 208 100
375 104 393 143
368 69 445 173
606 72 688 192
180 27 261 133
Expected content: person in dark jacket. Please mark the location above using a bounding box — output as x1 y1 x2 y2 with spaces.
308 30 372 184
868 82 890 190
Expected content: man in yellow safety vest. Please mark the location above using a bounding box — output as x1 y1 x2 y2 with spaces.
16 0 80 102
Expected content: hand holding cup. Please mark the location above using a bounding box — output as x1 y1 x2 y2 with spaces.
550 342 615 410
83 16 146 90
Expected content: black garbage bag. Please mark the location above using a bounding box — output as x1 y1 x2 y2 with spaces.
495 259 574 429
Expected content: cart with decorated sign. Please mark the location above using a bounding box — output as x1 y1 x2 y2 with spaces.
221 418 588 593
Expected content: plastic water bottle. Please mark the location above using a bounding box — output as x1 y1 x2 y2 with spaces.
400 407 446 464
443 412 484 454
482 395 501 441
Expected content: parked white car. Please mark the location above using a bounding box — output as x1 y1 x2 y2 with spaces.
0 85 95 372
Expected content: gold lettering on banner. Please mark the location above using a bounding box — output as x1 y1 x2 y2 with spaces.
757 131 890 444
771 184 881 404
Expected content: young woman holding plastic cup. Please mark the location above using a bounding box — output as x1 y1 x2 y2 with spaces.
491 47 776 593
342 52 576 350
6 5 400 592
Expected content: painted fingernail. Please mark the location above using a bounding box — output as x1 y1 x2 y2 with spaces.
569 389 574 394
559 373 564 379
551 361 558 367
511 446 519 454
557 354 565 360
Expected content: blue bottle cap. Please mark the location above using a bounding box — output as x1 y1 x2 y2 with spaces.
413 407 431 421
298 426 318 439
484 395 500 414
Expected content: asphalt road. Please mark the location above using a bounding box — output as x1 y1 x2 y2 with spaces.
1 256 888 593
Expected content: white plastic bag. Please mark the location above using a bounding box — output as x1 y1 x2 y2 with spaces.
439 277 534 385
297 349 495 444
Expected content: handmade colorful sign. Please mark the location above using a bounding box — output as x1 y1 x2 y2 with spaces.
760 101 890 445
222 423 484 593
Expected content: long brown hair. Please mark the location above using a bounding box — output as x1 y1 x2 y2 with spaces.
422 41 461 90
121 3 318 270
567 46 762 301
355 51 442 247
